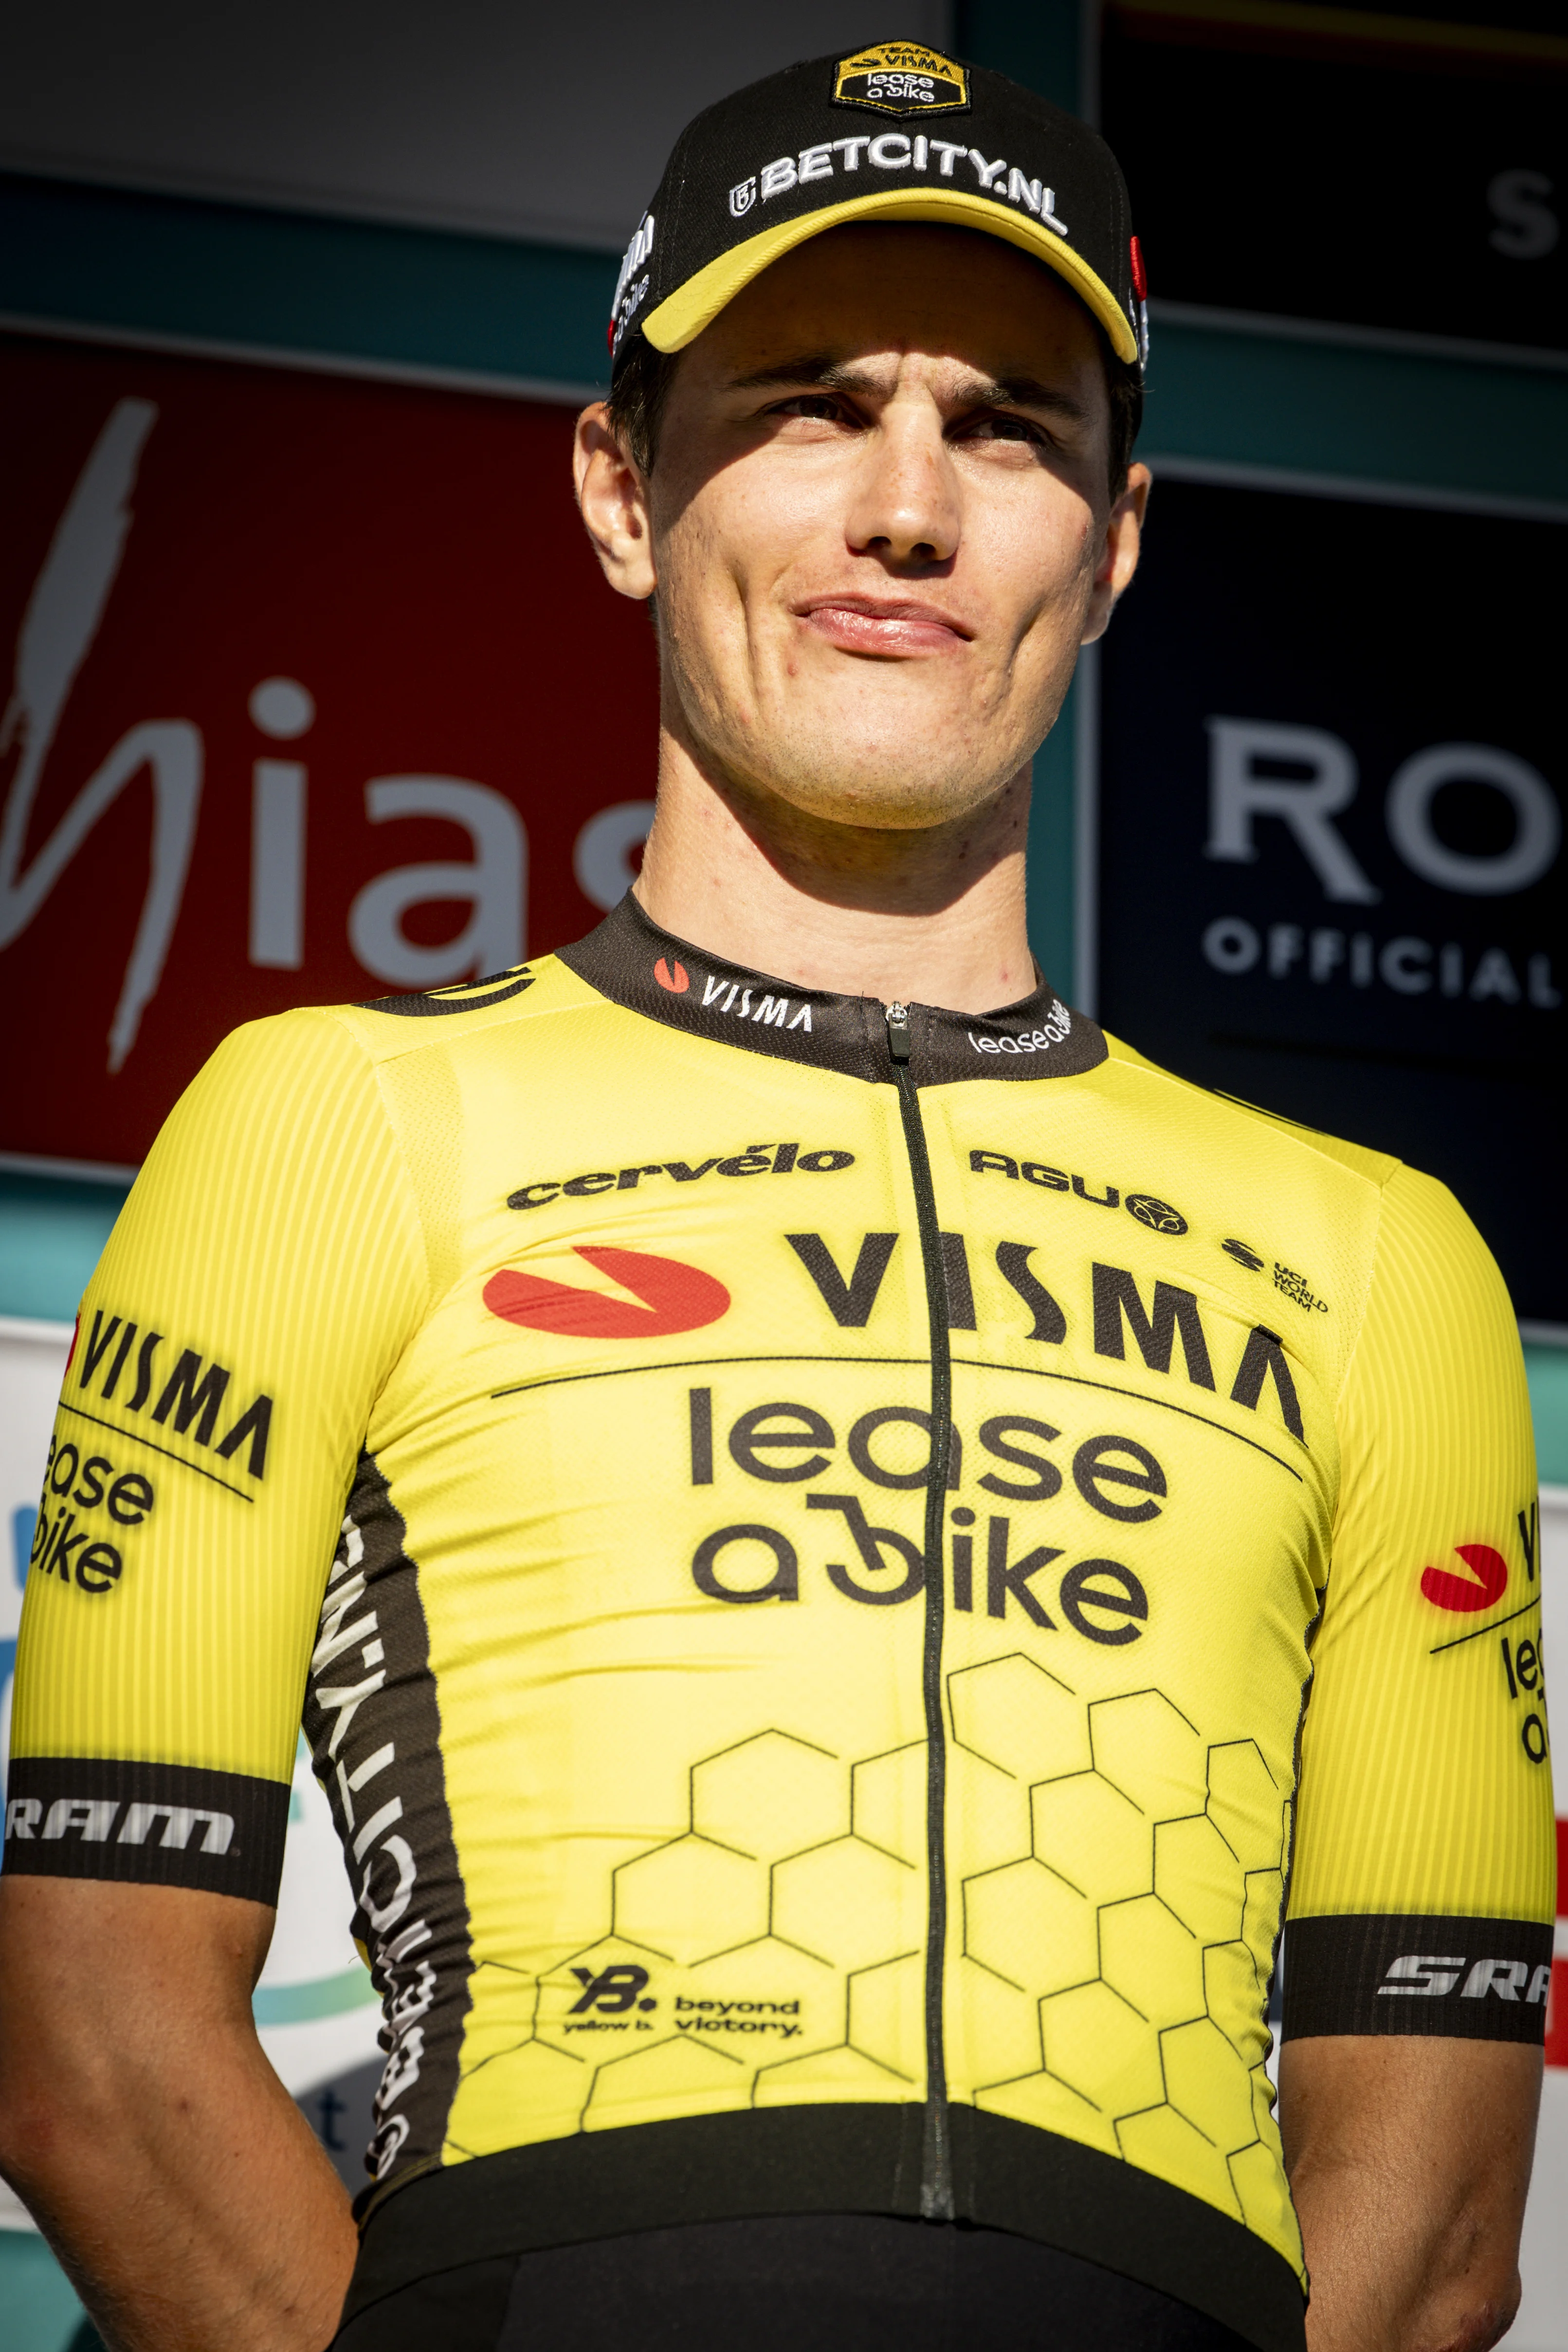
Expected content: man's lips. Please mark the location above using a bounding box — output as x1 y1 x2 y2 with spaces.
793 594 973 657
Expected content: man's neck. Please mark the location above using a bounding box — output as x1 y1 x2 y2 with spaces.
633 728 1038 1017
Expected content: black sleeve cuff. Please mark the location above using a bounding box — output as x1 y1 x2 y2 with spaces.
3 1757 290 1905
1283 1913 1554 2042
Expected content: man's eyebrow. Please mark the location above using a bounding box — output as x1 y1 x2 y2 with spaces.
726 355 869 393
961 373 1089 422
725 354 1089 421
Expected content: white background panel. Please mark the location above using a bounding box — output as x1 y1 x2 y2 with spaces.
0 3 952 252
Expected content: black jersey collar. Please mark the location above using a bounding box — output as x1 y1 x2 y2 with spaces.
558 894 1107 1085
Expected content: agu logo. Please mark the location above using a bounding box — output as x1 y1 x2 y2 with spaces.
484 1245 729 1338
1420 1543 1508 1615
1126 1194 1187 1235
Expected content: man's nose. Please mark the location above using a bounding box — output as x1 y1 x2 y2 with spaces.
845 414 959 566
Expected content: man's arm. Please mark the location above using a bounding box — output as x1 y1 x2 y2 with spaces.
0 1877 357 2352
1279 2035 1541 2352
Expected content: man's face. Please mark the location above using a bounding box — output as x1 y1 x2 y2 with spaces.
582 224 1146 835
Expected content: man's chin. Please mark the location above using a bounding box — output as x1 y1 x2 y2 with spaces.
735 755 1023 839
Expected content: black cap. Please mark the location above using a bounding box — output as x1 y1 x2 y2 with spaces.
609 37 1147 381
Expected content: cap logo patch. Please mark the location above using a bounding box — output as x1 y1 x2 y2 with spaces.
832 40 970 117
609 212 656 353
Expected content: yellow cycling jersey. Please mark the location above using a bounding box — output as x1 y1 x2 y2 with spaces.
6 895 1554 2352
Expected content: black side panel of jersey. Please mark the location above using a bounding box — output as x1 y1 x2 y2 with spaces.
345 2108 1307 2352
960 2110 1306 2352
2 1757 289 1902
304 1452 474 2190
1284 1914 1553 2042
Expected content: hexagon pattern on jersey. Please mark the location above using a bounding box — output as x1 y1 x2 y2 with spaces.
953 1658 1300 2271
448 1688 1301 2276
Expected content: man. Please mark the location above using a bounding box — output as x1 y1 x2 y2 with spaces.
0 40 1552 2352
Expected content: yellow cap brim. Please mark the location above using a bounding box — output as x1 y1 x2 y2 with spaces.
641 186 1139 367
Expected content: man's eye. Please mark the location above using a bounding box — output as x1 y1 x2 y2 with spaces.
769 394 850 422
960 414 1045 445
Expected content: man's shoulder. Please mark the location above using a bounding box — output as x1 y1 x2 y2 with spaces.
164 956 603 1170
313 952 596 1068
1099 1030 1402 1199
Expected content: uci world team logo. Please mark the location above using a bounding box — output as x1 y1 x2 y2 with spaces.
484 1246 730 1338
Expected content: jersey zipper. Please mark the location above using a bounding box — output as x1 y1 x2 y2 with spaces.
886 1001 954 2220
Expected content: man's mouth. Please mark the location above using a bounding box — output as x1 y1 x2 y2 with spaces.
793 594 973 658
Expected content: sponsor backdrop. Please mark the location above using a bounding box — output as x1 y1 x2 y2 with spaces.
0 332 661 1168
1092 473 1565 1325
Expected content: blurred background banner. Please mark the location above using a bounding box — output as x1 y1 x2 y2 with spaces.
1101 0 1567 357
1092 474 1564 1324
0 4 1565 2350
0 338 658 1168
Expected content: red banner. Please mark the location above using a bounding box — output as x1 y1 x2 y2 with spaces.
0 331 660 1167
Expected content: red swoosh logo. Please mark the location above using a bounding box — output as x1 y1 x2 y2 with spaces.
1420 1542 1508 1615
484 1245 729 1338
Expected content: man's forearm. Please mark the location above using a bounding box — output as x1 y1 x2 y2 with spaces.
1280 2037 1540 2352
0 1879 358 2352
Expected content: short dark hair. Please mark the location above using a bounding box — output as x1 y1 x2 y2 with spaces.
606 328 1144 500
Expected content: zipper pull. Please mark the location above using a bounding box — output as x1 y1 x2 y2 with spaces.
885 1002 912 1065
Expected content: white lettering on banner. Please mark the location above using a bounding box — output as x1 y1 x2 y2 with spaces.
250 759 307 968
1205 718 1379 904
1201 918 1560 1009
1205 717 1562 905
0 397 203 1069
1488 168 1560 260
2 403 540 1057
1386 743 1560 895
869 133 911 169
347 776 527 988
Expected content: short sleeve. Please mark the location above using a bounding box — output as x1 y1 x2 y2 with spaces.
4 1007 429 1905
1283 1162 1555 2039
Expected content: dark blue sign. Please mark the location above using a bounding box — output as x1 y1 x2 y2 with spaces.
1102 3 1566 355
1094 476 1565 1323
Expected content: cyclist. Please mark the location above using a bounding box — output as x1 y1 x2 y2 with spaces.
0 41 1551 2352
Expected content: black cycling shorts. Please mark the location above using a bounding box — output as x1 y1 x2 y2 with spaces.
328 2212 1259 2351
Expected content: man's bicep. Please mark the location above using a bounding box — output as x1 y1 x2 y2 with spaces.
1284 1163 1553 2043
5 1008 428 1913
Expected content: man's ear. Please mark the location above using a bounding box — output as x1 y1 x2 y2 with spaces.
573 404 658 602
1080 461 1151 646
